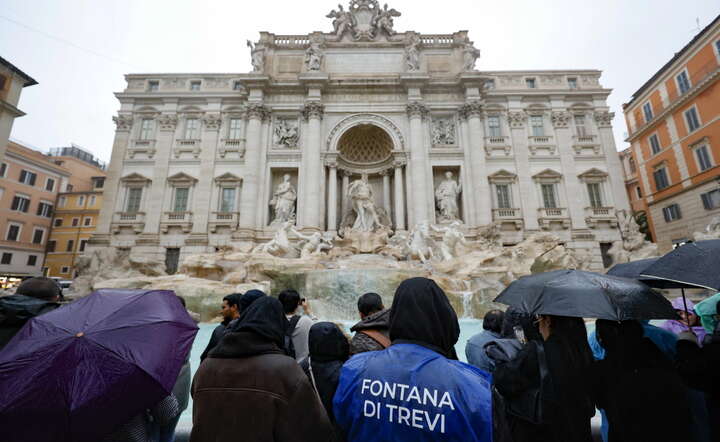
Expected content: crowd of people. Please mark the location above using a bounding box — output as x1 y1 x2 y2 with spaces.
1 276 719 441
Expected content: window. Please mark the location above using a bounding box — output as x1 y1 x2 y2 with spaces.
58 196 66 208
79 239 88 252
495 184 511 209
653 167 670 190
37 202 53 217
11 195 30 212
530 115 544 136
526 78 536 88
45 178 55 192
629 157 636 173
6 224 20 241
184 118 199 139
66 240 74 252
71 218 79 227
1 253 11 265
685 107 700 132
27 255 37 266
567 77 577 89
78 195 85 207
0 75 4 90
173 188 189 212
541 184 557 208
148 80 159 91
574 115 587 137
165 248 180 275
54 218 63 227
636 186 642 199
663 203 682 222
0 162 6 177
190 81 201 91
676 71 691 94
487 116 501 137
228 118 242 139
83 217 92 226
649 134 661 155
126 188 143 213
695 145 713 171
32 228 44 244
93 177 105 189
19 170 37 186
220 188 236 212
233 81 242 91
66 184 73 192
89 195 96 206
140 118 154 140
587 183 603 208
643 102 653 122
485 79 495 90
47 240 56 252
60 266 69 274
701 189 720 210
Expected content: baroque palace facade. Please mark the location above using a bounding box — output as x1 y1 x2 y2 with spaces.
91 1 629 270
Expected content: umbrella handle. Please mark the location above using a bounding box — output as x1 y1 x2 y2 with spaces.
681 288 692 330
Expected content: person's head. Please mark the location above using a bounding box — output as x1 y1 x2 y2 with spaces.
283 173 290 182
357 292 384 319
482 310 505 334
445 171 453 179
596 319 644 354
670 297 700 327
239 290 265 313
538 315 593 367
278 289 302 315
15 277 62 302
501 307 541 342
309 322 350 362
221 293 241 321
389 277 460 359
233 296 287 348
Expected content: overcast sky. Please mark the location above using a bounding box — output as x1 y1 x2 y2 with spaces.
1 0 717 161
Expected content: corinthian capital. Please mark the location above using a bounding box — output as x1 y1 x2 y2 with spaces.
594 111 614 128
112 114 133 132
551 111 571 128
246 103 271 121
302 101 325 121
406 101 428 119
158 114 178 131
507 111 527 129
459 101 483 120
202 113 222 131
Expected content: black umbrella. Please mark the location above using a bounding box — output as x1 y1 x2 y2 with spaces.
494 269 678 321
607 258 693 289
640 240 720 291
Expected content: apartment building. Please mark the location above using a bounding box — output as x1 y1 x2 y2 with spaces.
0 57 37 162
622 14 720 251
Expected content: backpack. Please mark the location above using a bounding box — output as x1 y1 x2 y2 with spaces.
284 315 301 359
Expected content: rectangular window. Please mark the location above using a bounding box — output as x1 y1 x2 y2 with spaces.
567 78 577 89
695 145 713 171
58 196 66 208
94 177 105 189
701 189 720 210
54 218 63 227
37 202 53 218
653 167 670 190
636 186 642 199
676 71 691 94
45 178 55 192
228 118 242 139
629 157 636 173
485 79 495 90
530 116 544 136
574 115 587 136
190 81 201 91
685 107 700 132
233 81 242 91
66 240 74 252
47 240 56 252
496 184 511 209
89 195 96 206
11 195 30 212
72 218 79 227
643 102 653 122
19 170 37 186
78 195 85 207
541 184 557 208
0 162 6 177
526 78 536 88
27 255 37 266
1 253 11 265
126 188 143 213
663 203 682 222
140 118 154 140
487 116 501 137
148 80 159 91
32 228 44 244
173 188 189 212
649 134 661 155
84 217 92 226
79 239 88 252
60 266 69 274
6 224 20 241
184 118 199 139
220 188 236 212
587 183 603 208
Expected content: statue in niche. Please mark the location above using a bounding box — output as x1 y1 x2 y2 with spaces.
305 40 324 71
371 3 401 37
274 120 299 148
251 220 297 258
292 228 334 258
432 221 469 261
462 42 480 71
246 40 265 73
435 171 462 222
432 119 456 145
326 4 356 38
407 221 435 263
405 35 420 72
269 174 297 225
348 174 382 232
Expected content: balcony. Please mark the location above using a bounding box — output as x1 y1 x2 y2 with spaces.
484 136 511 156
161 211 193 233
111 212 145 234
528 135 556 155
492 208 523 229
127 139 156 159
537 207 570 230
209 211 240 233
173 139 201 159
572 135 601 155
584 206 617 228
219 139 245 159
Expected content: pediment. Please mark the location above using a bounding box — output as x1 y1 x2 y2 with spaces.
577 168 608 179
214 172 242 184
167 172 198 184
120 173 151 184
488 169 518 183
532 168 562 179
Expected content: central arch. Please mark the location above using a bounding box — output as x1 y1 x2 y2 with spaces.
337 124 393 165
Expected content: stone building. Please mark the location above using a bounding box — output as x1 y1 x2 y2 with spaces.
0 57 37 162
622 14 720 252
92 0 628 271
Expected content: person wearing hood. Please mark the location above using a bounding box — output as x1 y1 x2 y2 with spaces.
333 277 493 442
465 309 505 372
661 297 708 345
300 322 350 440
190 296 334 442
349 292 391 355
0 277 61 350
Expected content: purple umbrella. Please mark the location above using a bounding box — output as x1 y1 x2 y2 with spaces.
0 289 198 442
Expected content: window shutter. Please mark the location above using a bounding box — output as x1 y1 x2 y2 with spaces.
675 205 682 219
11 197 18 211
702 193 711 210
36 203 43 216
663 208 670 222
29 173 36 186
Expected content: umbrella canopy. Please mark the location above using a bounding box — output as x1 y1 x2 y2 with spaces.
607 258 694 289
0 289 198 442
640 240 720 291
494 269 678 321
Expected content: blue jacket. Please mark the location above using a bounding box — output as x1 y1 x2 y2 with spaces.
333 343 493 442
465 330 503 373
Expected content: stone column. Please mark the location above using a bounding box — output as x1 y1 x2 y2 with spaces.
393 159 406 230
508 110 540 230
595 111 630 212
327 160 338 232
341 170 350 218
461 101 492 225
552 110 587 229
143 112 178 234
301 102 325 230
191 111 222 237
382 170 391 216
406 102 430 225
238 103 269 232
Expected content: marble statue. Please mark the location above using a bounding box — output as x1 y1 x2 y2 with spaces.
462 42 480 71
405 35 420 72
293 228 334 258
252 220 297 258
608 210 658 265
274 120 299 148
305 40 324 71
432 221 468 261
348 174 382 232
371 3 401 37
435 171 462 222
408 221 435 263
694 215 720 241
432 118 456 145
246 40 265 72
269 174 297 225
326 4 356 38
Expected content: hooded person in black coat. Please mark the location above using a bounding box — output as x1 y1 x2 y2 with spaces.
0 277 61 350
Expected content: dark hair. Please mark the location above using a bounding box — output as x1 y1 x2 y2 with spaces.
16 277 62 301
596 319 643 354
546 315 594 368
501 307 541 341
222 293 241 308
278 289 301 314
357 292 384 316
482 309 505 334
